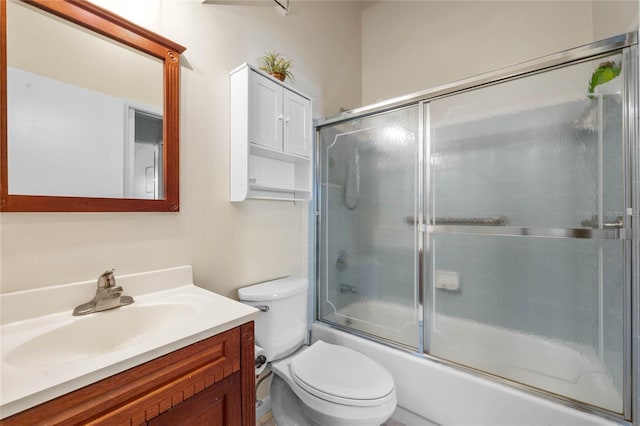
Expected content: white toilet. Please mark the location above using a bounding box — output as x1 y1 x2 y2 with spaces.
238 277 397 426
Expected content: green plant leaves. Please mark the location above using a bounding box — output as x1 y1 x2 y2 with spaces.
588 61 621 95
258 51 294 81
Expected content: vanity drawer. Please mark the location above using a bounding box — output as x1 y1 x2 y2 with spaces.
1 327 242 426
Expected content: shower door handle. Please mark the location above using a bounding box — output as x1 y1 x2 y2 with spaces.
580 215 624 229
404 216 510 226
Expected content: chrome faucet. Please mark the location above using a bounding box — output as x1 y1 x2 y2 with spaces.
72 270 134 316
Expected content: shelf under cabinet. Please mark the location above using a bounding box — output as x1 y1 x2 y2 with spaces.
249 183 311 194
231 147 311 201
249 143 310 163
247 186 309 202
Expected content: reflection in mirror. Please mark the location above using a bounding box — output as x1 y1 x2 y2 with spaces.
1 0 186 212
127 108 164 199
7 0 163 199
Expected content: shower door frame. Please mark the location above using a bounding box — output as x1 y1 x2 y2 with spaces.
313 104 423 352
421 46 636 422
314 31 639 425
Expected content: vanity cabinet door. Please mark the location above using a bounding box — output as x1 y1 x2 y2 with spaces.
147 372 241 426
283 89 311 157
249 71 283 151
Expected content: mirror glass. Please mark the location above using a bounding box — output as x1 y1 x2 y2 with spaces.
1 0 184 212
6 0 164 200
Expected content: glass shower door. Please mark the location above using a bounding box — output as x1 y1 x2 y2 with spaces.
318 106 420 348
426 53 627 413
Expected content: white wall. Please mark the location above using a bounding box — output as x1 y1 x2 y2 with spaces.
0 0 362 297
593 0 638 40
7 68 125 198
7 0 162 108
2 0 638 300
360 1 637 105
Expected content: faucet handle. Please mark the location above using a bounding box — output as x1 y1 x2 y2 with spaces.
106 286 123 299
107 286 123 295
97 269 116 288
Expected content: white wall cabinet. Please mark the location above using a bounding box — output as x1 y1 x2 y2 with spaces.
230 63 312 202
283 89 312 156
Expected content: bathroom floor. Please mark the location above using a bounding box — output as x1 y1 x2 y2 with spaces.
258 411 276 426
257 410 411 426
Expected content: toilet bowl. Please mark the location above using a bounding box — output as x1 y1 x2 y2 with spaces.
270 341 397 426
238 277 397 426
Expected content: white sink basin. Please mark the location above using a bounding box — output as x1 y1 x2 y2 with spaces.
0 266 259 420
5 303 194 368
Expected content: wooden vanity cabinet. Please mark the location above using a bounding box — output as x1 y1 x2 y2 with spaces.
0 323 256 426
147 372 241 426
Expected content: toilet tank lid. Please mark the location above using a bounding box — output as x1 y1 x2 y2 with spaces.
238 277 308 301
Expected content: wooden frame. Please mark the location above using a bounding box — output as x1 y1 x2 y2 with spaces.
0 0 186 212
241 322 257 425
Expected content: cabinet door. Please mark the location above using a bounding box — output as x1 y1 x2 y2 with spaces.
283 89 311 157
249 72 283 150
147 372 242 426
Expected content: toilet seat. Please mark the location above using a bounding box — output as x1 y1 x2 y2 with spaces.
271 342 398 426
289 340 395 407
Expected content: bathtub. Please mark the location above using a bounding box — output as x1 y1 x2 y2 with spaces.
323 299 419 347
311 319 619 426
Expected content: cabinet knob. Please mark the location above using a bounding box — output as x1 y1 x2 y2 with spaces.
277 114 284 120
285 117 290 123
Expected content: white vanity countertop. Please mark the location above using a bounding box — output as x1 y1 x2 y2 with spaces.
0 266 259 419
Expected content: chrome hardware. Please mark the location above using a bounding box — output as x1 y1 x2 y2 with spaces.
427 225 626 240
97 269 116 289
340 284 358 294
405 215 510 226
336 250 348 272
435 216 510 226
255 354 267 369
256 305 269 312
405 215 420 225
72 270 134 316
580 215 624 229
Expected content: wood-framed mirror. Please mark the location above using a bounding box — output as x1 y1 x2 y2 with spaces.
0 0 186 212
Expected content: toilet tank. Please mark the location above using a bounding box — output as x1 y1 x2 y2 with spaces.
238 277 308 362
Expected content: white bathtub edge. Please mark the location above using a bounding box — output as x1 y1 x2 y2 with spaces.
311 322 622 426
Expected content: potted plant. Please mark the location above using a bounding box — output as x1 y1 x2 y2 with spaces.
588 60 621 97
259 51 294 82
